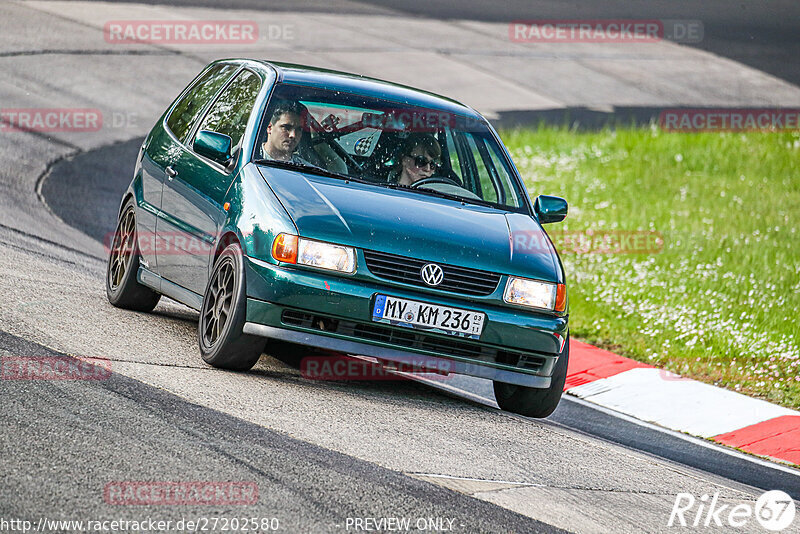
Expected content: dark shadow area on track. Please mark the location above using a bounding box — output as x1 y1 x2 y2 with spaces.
42 138 143 244
63 0 800 88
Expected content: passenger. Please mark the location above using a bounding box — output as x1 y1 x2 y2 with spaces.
391 133 442 186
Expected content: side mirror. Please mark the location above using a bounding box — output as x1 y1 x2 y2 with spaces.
534 195 568 224
194 130 232 165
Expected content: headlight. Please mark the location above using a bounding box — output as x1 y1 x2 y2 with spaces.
298 239 356 273
272 233 356 274
504 277 567 311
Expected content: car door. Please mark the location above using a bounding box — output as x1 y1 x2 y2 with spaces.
157 68 263 296
144 62 238 275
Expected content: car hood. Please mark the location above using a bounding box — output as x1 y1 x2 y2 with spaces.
257 166 561 282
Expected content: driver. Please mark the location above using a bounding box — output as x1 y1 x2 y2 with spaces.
261 100 308 162
391 133 441 186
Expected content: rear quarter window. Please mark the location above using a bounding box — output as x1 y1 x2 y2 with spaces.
194 69 262 152
166 63 238 142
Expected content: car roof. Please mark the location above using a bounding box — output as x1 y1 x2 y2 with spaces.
236 59 484 119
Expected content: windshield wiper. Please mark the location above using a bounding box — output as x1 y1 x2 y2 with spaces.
383 183 493 208
253 158 368 183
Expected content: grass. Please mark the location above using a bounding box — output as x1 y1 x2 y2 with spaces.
500 126 800 409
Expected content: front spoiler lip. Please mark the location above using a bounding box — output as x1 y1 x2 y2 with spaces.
243 322 553 389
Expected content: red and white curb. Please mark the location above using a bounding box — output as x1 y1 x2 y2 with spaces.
566 340 800 467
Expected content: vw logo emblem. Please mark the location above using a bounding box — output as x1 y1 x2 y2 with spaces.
420 263 444 286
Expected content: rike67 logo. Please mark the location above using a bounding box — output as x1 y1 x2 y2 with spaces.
668 490 795 531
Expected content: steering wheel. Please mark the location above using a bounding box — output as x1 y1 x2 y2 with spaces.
410 176 461 188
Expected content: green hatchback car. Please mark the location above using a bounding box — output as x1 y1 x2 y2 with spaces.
106 59 569 417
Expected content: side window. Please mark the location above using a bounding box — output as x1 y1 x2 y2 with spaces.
194 70 262 152
465 135 498 204
166 63 237 142
486 143 520 207
443 129 463 181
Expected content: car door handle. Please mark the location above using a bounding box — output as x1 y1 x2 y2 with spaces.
165 166 178 179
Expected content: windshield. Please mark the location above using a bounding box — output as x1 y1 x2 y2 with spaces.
253 83 527 211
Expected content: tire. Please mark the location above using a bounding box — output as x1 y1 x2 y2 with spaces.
493 336 569 418
106 199 161 312
198 243 264 371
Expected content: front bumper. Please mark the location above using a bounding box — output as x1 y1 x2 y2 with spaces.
244 256 568 388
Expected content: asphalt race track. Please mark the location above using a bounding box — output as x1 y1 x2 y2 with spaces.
1 1 799 533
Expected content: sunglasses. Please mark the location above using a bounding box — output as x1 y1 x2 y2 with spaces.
411 155 440 170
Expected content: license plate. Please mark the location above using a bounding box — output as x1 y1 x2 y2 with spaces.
372 294 485 339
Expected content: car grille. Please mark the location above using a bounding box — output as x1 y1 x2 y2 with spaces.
281 309 545 373
362 249 501 296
